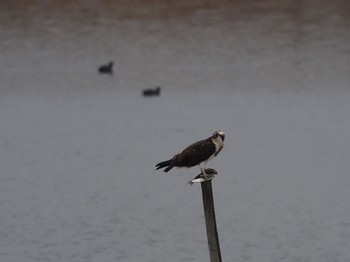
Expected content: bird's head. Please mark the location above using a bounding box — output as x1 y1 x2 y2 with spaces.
213 130 225 142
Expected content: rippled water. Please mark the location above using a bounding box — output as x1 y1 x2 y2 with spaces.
1 1 350 262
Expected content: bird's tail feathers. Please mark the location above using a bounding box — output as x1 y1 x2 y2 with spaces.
164 165 174 172
155 160 172 172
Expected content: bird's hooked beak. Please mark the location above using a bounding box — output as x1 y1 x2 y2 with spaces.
220 133 225 142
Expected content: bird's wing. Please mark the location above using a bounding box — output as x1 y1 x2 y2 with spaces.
177 139 216 167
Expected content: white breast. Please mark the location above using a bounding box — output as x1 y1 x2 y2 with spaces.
212 136 224 153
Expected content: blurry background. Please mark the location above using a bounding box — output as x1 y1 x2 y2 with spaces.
1 1 350 261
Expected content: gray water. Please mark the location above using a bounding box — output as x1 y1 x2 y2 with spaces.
1 1 350 262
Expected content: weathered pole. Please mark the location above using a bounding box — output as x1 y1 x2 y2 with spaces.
201 180 222 262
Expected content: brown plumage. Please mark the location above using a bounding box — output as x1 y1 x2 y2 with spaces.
155 130 225 175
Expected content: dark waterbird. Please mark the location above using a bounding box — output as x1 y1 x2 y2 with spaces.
143 86 161 97
98 62 113 74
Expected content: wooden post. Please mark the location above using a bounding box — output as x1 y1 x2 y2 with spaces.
201 180 222 262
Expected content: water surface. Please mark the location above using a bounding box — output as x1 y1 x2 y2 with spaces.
1 1 350 262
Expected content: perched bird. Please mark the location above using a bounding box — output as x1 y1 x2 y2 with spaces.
98 61 113 74
188 168 218 185
155 130 225 179
143 86 161 97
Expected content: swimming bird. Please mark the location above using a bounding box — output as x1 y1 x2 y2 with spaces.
143 86 161 97
98 61 113 74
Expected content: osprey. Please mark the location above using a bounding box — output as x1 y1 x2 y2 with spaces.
155 130 225 179
188 168 218 185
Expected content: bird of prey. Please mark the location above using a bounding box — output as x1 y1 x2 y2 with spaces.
188 168 218 185
155 130 225 179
